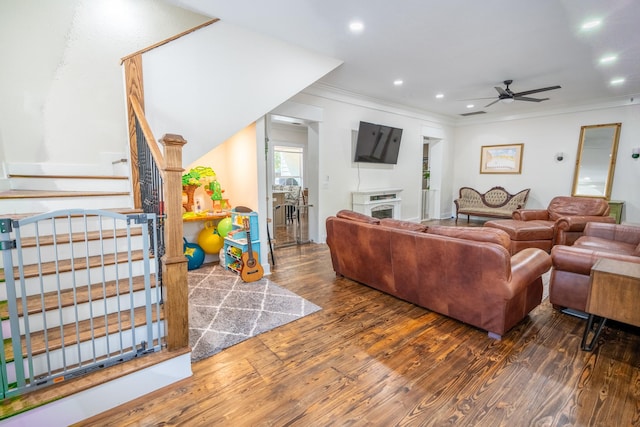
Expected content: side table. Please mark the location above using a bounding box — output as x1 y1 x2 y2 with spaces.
582 258 640 351
607 200 624 224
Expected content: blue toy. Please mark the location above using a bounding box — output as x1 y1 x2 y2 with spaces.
183 238 205 270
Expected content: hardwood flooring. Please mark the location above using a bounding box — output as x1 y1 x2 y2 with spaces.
76 225 640 426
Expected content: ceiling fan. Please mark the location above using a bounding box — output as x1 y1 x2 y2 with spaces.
484 80 561 108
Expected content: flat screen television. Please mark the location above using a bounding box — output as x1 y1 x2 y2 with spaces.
354 121 403 164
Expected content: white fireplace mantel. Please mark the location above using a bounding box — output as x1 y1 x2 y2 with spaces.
352 188 402 219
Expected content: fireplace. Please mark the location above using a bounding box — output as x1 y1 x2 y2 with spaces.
352 188 402 219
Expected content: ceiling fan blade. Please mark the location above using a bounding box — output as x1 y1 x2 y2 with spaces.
514 96 550 102
458 97 497 101
513 85 561 97
494 87 509 96
485 99 500 108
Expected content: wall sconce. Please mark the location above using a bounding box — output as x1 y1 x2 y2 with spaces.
632 148 640 159
555 152 565 162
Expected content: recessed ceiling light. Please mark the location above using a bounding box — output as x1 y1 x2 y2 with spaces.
581 19 601 30
349 20 364 33
610 77 625 85
466 104 474 109
435 93 444 99
599 55 617 64
393 79 403 86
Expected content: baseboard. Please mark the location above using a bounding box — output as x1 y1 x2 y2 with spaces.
1 352 192 427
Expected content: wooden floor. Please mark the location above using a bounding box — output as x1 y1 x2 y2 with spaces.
76 220 640 426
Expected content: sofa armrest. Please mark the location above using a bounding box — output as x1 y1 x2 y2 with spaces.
555 215 616 232
551 245 640 276
336 209 380 224
454 188 483 209
584 222 640 244
504 248 551 299
512 209 549 221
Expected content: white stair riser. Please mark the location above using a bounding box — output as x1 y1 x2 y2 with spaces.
4 321 165 383
0 195 133 215
10 177 130 193
2 288 161 336
0 260 157 299
6 159 129 177
6 237 149 265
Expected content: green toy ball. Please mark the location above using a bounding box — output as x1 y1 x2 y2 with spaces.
217 217 233 238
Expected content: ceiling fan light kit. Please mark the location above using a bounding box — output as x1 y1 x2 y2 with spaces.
483 79 561 108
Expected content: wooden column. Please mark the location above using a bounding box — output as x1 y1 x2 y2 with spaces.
160 134 189 350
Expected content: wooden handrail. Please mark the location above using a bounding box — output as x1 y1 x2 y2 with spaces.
129 94 166 178
120 19 219 64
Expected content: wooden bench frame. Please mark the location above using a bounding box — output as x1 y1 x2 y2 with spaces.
454 186 530 223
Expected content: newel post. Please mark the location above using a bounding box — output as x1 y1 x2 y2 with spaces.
160 133 189 350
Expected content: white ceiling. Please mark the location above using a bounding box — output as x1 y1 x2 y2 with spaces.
165 0 640 120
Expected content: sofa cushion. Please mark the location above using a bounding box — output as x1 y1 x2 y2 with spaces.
426 225 511 250
336 209 380 224
379 218 428 232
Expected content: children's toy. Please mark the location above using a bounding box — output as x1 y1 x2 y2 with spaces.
183 238 205 270
197 222 224 254
217 217 233 237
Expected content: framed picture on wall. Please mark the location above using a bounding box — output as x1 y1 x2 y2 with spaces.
480 143 524 174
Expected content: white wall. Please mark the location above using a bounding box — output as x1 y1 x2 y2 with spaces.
141 21 342 166
286 90 456 241
454 103 640 222
0 0 210 169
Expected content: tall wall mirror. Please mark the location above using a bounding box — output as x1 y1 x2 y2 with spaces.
571 123 621 199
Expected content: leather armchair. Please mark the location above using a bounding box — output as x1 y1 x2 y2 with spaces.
513 196 615 246
549 222 640 312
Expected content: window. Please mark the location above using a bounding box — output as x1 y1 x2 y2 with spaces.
274 145 303 187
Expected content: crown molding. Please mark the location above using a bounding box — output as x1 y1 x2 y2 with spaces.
302 82 457 127
303 83 640 128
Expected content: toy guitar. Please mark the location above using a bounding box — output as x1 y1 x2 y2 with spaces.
240 217 264 282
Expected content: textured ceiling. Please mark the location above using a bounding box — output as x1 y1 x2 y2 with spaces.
165 0 640 120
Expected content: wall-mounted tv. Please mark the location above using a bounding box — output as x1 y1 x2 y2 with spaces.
354 121 403 164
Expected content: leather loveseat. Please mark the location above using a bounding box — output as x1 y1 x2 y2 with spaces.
326 210 552 338
485 196 615 254
550 222 640 313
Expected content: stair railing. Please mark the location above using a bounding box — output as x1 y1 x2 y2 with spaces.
127 90 189 351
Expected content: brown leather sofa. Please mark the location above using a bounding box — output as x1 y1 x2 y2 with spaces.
550 222 640 313
485 196 615 254
326 210 552 338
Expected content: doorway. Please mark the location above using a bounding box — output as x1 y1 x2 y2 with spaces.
421 139 431 220
267 116 310 249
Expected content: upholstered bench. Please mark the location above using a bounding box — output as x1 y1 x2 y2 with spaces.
484 219 554 255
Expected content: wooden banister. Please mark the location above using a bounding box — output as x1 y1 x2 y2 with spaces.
120 19 219 64
123 54 189 351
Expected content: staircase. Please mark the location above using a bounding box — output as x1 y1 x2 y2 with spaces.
0 170 191 425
